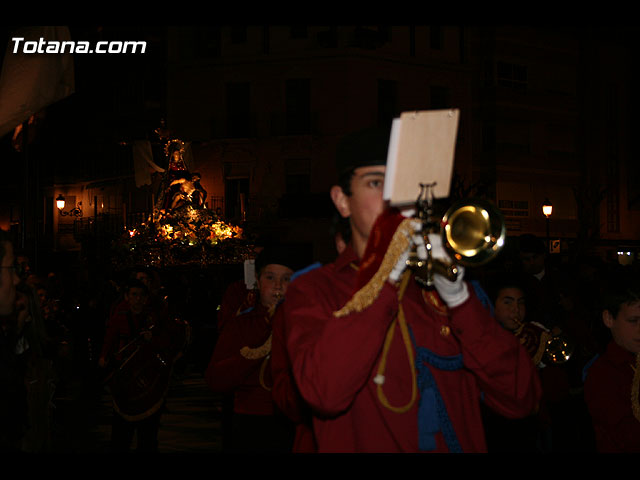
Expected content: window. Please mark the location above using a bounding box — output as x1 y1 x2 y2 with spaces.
285 159 311 194
430 85 450 109
290 26 308 39
226 82 251 138
230 26 247 44
498 199 529 218
430 26 443 50
497 61 527 92
193 27 221 58
285 79 311 135
377 79 397 126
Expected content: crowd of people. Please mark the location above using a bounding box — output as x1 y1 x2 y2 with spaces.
0 239 208 452
1 127 640 454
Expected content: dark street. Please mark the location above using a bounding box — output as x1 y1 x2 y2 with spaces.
50 370 223 453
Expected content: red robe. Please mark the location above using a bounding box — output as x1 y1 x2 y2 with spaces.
282 245 542 453
99 300 172 366
271 305 317 452
216 281 258 332
206 303 274 416
584 340 640 452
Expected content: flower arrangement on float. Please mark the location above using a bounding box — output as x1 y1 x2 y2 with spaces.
114 203 253 268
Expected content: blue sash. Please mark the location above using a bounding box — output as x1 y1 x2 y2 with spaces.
409 327 464 452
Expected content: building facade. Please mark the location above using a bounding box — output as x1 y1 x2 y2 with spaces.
3 26 637 267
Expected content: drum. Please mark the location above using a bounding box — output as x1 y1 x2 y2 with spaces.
108 342 171 422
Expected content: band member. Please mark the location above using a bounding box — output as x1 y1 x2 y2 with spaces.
280 126 542 452
205 245 299 452
482 274 551 452
0 229 29 451
489 275 552 367
584 267 640 452
98 278 174 452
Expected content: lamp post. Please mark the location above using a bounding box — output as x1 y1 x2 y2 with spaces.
542 198 552 253
56 194 83 217
56 194 66 211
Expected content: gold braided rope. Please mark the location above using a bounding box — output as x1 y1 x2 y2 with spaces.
259 354 272 392
376 271 418 414
240 307 277 389
632 353 640 422
239 308 275 360
239 334 272 360
334 218 416 318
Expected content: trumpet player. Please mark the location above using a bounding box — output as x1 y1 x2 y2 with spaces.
280 126 542 453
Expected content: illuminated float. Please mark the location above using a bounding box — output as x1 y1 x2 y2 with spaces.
113 136 254 269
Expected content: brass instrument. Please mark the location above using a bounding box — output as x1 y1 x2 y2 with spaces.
407 183 506 287
543 333 575 365
516 320 575 365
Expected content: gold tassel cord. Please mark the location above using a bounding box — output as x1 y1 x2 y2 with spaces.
259 354 272 392
334 218 416 318
375 271 418 414
239 310 274 360
632 353 640 422
239 334 272 360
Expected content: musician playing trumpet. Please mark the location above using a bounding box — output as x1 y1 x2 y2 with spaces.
279 126 542 453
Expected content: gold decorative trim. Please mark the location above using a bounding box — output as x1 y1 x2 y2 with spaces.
376 272 418 414
259 355 272 392
334 218 415 318
632 353 640 423
240 334 272 360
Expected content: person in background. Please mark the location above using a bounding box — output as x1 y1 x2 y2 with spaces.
584 266 640 452
98 279 173 452
205 245 300 452
481 274 548 452
0 229 29 451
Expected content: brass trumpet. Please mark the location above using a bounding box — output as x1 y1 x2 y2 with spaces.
543 333 575 365
406 184 506 288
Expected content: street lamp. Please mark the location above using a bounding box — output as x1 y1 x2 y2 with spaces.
56 194 83 217
542 198 552 252
56 194 66 210
542 198 553 218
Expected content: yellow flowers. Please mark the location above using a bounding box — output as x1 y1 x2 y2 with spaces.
149 218 242 247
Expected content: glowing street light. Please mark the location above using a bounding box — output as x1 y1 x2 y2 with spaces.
542 198 552 252
542 198 553 218
56 194 66 211
56 194 83 217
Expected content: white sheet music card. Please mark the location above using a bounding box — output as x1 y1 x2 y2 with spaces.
244 258 256 290
383 109 460 207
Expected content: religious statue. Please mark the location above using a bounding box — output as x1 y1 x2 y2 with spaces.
153 138 208 216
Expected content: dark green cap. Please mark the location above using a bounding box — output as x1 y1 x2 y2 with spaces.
335 125 391 176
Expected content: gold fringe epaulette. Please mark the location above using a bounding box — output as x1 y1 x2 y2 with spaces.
333 218 416 318
240 334 272 360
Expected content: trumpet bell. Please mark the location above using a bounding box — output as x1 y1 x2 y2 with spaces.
544 335 575 365
441 199 506 267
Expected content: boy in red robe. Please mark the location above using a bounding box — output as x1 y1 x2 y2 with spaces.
281 126 542 453
584 268 640 452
